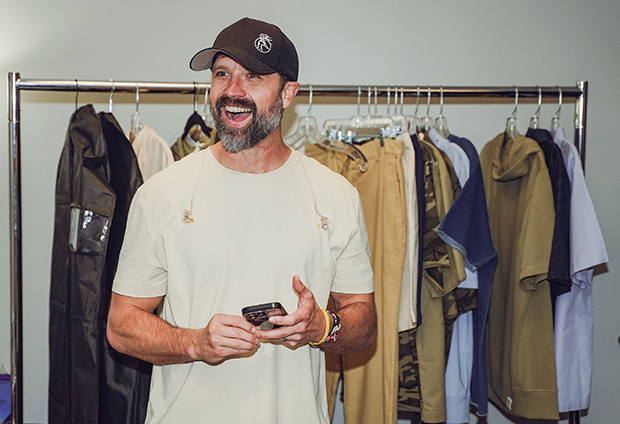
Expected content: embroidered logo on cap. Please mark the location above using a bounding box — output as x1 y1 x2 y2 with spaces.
254 33 272 53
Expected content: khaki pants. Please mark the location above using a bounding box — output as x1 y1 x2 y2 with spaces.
306 139 407 424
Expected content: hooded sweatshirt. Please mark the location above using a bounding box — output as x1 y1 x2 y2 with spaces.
479 133 559 420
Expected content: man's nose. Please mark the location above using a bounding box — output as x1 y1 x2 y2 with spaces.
223 74 246 98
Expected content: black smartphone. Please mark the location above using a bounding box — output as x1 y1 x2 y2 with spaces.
242 302 288 330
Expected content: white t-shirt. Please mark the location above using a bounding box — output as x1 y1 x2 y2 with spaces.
113 147 374 424
131 126 174 180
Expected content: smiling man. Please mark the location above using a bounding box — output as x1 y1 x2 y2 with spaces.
107 17 377 423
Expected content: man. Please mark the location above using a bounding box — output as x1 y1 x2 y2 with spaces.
107 17 377 423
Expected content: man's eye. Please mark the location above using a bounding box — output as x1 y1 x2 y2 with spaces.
214 71 228 77
247 73 259 79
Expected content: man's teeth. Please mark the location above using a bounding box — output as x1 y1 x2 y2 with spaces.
225 106 251 113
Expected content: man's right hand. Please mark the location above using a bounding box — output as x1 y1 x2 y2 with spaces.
107 293 260 366
194 313 261 365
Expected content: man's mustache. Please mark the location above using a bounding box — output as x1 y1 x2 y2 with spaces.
215 95 257 113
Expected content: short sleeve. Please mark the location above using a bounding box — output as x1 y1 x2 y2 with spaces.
331 192 374 294
519 168 555 290
112 188 168 297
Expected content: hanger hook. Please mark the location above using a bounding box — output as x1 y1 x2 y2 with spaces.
109 79 115 113
534 86 542 119
512 86 519 119
400 87 405 115
439 86 444 117
551 86 563 130
356 85 360 116
555 86 562 118
135 85 140 113
367 86 372 117
374 86 378 115
387 86 391 116
203 83 210 116
426 86 431 118
414 86 420 117
309 85 314 115
193 82 199 112
75 79 79 110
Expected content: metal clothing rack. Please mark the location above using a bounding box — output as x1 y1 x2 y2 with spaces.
7 72 588 424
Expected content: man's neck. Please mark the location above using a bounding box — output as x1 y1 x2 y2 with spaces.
211 127 292 174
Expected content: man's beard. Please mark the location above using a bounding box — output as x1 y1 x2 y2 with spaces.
210 94 283 153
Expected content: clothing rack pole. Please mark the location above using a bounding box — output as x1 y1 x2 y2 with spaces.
6 72 588 424
7 72 23 424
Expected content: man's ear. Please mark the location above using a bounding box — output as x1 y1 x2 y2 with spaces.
281 81 300 109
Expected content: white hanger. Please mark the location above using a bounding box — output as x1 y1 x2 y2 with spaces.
108 80 115 113
434 86 450 137
505 86 519 140
324 86 395 141
404 86 421 134
285 85 325 149
420 86 433 133
388 87 407 136
529 86 542 129
130 84 145 140
551 86 562 131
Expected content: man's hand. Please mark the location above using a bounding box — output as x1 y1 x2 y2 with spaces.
253 276 377 353
194 314 261 365
255 275 327 348
107 293 260 366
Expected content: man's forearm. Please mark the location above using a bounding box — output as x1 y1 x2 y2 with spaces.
323 300 377 354
107 301 200 366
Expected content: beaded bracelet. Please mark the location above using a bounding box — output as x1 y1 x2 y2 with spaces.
308 308 331 347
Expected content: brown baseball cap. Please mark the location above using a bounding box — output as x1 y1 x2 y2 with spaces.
189 17 299 81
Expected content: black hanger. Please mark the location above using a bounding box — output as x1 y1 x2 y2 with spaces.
181 111 212 142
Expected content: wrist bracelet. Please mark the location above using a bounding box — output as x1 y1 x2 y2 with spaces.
308 308 331 347
325 309 341 343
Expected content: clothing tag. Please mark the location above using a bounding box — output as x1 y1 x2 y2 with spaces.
506 396 513 410
68 206 111 253
69 207 80 250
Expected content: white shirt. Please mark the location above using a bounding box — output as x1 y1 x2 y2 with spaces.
552 127 608 412
131 126 174 180
113 148 374 423
397 133 419 331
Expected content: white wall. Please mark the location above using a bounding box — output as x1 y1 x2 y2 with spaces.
1 1 619 423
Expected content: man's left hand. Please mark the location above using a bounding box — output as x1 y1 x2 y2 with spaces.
255 275 327 348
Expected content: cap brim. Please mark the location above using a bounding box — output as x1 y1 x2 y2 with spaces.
189 46 277 75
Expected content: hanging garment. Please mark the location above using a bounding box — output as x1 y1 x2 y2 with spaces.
481 133 559 420
429 128 470 185
397 133 419 332
445 134 497 418
435 133 497 423
429 128 480 424
415 140 471 424
131 126 174 180
306 138 407 424
170 124 217 161
49 105 150 424
411 136 425 327
526 128 572 303
552 128 609 412
397 137 473 421
98 112 152 423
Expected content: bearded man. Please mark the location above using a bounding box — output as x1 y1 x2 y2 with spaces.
107 17 377 423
